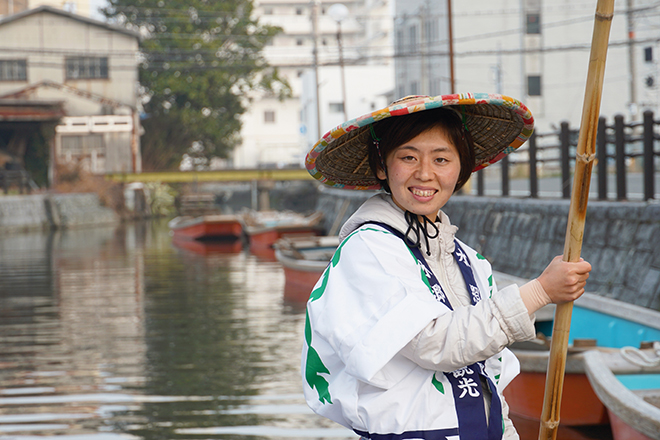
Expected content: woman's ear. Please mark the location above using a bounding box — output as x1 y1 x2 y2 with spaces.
376 167 387 180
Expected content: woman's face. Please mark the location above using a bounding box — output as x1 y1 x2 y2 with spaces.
376 127 461 222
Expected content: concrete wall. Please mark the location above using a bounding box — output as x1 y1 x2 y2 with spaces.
316 187 660 310
0 193 119 232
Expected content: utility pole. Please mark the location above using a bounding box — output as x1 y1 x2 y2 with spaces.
311 0 322 139
420 6 428 95
627 0 638 119
447 0 455 93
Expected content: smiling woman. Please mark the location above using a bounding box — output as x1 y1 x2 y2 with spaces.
376 128 461 222
301 93 593 440
369 106 473 222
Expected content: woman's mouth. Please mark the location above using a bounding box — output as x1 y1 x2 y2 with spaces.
410 188 437 198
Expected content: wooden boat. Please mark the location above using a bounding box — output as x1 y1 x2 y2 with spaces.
168 214 243 241
241 210 324 255
172 235 243 255
499 276 660 427
584 348 660 440
274 235 340 303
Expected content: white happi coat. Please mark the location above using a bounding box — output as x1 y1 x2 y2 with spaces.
302 194 536 439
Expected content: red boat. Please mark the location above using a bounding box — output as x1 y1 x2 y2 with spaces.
274 235 339 303
172 235 243 255
241 211 323 255
168 214 243 240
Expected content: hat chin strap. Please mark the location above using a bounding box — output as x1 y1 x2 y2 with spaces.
403 210 439 257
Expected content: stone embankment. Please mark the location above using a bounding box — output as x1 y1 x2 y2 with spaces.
0 193 119 232
316 186 660 310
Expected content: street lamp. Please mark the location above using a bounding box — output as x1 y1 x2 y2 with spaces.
327 3 349 121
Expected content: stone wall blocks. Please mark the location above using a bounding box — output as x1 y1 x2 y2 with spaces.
640 202 660 222
622 250 652 292
607 220 637 249
584 221 608 246
553 217 569 243
633 223 659 252
635 268 660 308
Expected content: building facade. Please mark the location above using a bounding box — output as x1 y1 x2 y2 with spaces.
393 0 660 134
233 0 395 169
0 5 141 179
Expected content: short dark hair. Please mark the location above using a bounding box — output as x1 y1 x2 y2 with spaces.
367 107 476 193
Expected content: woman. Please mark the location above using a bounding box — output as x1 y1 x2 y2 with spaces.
302 94 591 440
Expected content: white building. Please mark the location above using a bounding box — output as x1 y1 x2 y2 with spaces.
393 0 660 134
233 0 395 169
0 0 94 18
0 5 141 177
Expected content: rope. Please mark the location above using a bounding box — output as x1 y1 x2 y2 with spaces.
619 341 660 368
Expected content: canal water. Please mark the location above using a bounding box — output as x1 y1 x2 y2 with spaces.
0 219 610 440
0 219 354 440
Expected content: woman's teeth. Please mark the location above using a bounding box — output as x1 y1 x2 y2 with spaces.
411 189 435 197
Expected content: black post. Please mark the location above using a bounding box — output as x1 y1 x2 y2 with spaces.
614 114 627 200
529 131 538 198
597 116 608 200
477 169 484 196
501 156 509 197
1 171 7 194
643 110 655 200
560 121 571 199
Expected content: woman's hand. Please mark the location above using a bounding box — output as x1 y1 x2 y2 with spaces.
537 255 592 304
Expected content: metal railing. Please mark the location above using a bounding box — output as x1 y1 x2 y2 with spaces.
474 110 660 200
0 169 37 194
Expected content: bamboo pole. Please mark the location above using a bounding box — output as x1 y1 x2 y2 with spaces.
538 1 615 439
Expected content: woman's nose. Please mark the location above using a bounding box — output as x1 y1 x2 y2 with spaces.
416 158 433 180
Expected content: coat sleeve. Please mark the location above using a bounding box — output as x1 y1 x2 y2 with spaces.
306 227 449 388
399 255 536 372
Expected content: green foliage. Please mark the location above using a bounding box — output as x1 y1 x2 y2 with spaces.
102 0 290 171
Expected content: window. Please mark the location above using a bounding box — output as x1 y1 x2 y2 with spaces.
263 7 273 14
295 7 304 15
645 47 653 63
424 18 438 43
408 25 418 52
0 59 27 81
527 75 542 96
60 134 104 157
296 39 304 46
264 110 276 123
66 57 108 79
329 102 344 113
526 13 541 34
395 30 404 54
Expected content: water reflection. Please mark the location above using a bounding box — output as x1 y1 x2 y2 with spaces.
0 220 356 439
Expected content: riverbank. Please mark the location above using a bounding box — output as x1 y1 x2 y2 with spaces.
0 193 119 232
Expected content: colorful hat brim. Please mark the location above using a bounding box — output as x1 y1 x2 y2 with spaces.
305 93 534 190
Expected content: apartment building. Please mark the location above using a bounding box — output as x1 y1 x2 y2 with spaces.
234 0 394 169
393 0 659 134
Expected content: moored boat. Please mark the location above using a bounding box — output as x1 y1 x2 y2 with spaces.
274 235 340 303
501 280 660 427
241 210 324 256
584 347 660 440
168 214 243 241
172 235 244 255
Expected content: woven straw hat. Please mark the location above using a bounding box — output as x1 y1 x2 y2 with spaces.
305 93 534 190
